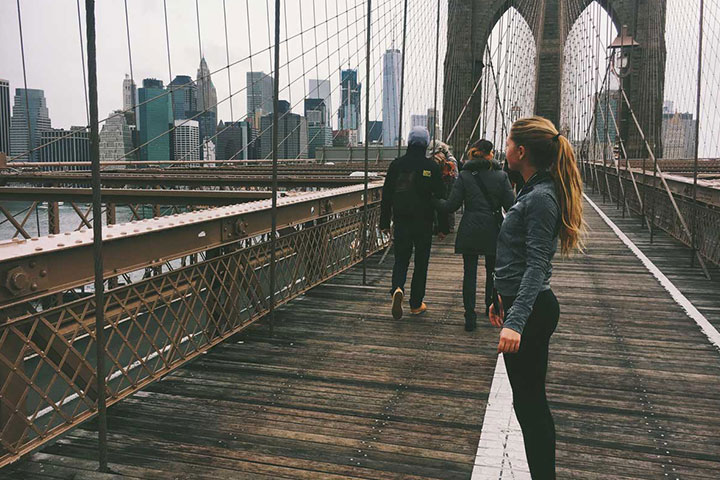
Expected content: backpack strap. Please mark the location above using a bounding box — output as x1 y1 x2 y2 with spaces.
471 171 500 214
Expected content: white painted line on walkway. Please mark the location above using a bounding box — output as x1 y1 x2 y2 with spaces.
471 355 530 480
585 193 720 351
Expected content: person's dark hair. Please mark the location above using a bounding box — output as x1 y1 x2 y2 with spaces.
467 139 494 168
473 139 494 154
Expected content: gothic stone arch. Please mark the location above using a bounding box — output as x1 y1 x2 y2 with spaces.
444 0 666 157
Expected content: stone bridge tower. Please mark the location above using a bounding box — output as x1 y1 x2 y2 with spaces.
444 0 667 158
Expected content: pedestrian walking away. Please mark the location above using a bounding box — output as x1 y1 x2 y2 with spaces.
489 116 585 479
380 126 449 320
433 139 515 332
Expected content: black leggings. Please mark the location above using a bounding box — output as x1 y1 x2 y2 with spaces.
503 289 560 479
461 254 495 320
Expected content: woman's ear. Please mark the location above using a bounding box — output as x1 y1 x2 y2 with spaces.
518 145 526 161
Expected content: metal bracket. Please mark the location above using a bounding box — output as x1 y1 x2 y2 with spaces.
320 199 334 215
222 217 248 242
2 261 49 297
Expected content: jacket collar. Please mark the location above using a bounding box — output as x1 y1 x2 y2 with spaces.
518 170 553 199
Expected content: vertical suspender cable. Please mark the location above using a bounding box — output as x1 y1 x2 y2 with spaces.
691 0 704 267
397 0 408 156
270 0 281 335
431 0 441 144
222 0 234 123
85 0 109 472
362 0 372 285
14 1 33 162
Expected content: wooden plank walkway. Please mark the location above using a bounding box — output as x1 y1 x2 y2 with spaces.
2 194 720 479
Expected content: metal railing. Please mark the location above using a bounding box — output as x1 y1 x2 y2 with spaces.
585 164 720 268
0 184 387 467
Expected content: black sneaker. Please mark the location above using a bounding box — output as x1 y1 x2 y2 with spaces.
465 317 477 332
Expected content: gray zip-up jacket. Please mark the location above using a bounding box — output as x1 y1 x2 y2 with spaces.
494 171 560 334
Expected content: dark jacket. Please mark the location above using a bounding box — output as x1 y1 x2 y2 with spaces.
380 144 449 233
435 158 515 255
494 171 560 335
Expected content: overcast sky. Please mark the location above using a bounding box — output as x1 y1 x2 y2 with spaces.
0 0 446 136
1 0 716 155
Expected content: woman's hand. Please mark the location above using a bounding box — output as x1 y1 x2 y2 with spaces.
488 295 504 327
497 328 521 354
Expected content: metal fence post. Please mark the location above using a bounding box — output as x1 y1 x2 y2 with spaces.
691 0 704 267
85 0 109 471
362 0 372 285
269 0 280 334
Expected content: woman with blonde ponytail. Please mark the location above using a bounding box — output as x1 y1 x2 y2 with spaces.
489 116 585 479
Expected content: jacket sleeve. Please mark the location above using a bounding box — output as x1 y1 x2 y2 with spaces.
434 175 464 213
431 163 450 234
379 162 396 229
499 172 516 212
502 192 559 335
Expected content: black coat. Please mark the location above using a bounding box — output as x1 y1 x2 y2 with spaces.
380 145 449 233
436 159 515 255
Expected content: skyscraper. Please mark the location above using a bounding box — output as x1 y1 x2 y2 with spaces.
305 98 332 158
427 108 441 141
100 110 134 163
367 121 383 144
339 69 361 143
662 110 696 159
138 78 172 161
216 120 250 160
594 89 620 145
9 88 52 161
247 72 274 116
196 58 218 116
168 75 197 120
0 79 10 155
309 79 332 126
123 74 137 125
411 114 427 128
382 49 402 146
39 127 89 170
260 106 308 159
172 119 200 162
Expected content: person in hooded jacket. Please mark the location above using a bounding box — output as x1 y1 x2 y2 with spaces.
380 127 449 320
434 139 515 331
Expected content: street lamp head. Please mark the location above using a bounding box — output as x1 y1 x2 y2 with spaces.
609 25 640 78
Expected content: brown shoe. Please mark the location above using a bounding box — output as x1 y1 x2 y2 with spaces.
391 288 404 320
410 303 427 315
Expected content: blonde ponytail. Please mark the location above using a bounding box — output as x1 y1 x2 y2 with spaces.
509 116 586 255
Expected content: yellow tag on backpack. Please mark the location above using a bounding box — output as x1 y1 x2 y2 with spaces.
422 170 431 177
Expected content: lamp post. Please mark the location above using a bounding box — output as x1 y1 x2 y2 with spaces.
608 24 640 215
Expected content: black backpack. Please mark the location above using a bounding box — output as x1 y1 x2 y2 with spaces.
472 172 504 232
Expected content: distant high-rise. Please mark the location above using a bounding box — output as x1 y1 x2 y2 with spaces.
309 79 332 126
427 108 441 141
196 58 218 116
247 72 274 116
172 119 200 162
168 75 197 120
411 114 427 128
260 107 308 159
339 69 361 143
99 110 134 163
216 120 250 160
123 74 137 125
382 49 402 146
188 110 217 159
138 78 172 161
662 110 696 159
39 127 89 170
0 79 10 155
367 121 383 144
10 88 52 161
305 98 331 158
594 89 620 145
